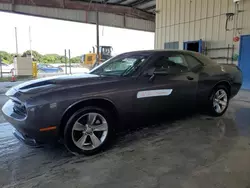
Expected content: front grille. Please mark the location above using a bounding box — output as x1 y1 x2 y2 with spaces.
12 99 27 116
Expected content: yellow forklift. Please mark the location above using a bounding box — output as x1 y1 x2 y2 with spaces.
82 46 113 68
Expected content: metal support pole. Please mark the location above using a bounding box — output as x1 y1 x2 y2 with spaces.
231 44 235 64
96 11 100 64
227 44 230 64
68 49 71 74
64 49 67 74
0 57 2 78
29 26 32 59
15 27 18 56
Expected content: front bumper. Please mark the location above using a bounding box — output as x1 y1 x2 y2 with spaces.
13 129 41 147
2 99 58 144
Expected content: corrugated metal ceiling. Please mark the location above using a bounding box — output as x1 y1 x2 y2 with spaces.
76 0 156 14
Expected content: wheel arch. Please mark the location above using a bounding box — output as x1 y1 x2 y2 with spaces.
59 98 119 138
211 80 231 98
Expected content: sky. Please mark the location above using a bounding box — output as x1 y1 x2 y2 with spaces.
0 12 155 57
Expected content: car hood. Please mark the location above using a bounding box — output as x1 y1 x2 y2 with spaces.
6 73 117 96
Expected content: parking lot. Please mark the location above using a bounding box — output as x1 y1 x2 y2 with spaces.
0 87 250 188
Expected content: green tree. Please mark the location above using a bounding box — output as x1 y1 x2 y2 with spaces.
0 50 82 65
70 56 81 63
40 54 66 64
22 50 42 61
59 56 67 63
0 51 14 64
40 54 55 64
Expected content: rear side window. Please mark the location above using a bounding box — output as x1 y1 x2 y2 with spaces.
154 54 189 73
169 56 187 66
184 55 203 70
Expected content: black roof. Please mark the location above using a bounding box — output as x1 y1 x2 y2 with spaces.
77 0 156 14
117 50 216 65
119 49 198 54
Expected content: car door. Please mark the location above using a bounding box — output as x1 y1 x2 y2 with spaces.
134 52 199 117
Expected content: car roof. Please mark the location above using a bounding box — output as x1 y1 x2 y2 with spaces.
121 49 198 54
120 50 215 65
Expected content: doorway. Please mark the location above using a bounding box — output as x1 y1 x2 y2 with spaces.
183 40 203 53
186 42 199 51
239 35 250 90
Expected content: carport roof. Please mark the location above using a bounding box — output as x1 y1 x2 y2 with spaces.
0 0 156 24
75 0 156 20
78 0 156 13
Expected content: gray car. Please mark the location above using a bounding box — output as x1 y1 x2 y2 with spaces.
2 50 242 155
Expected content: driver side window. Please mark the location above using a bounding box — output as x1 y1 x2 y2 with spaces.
154 54 188 74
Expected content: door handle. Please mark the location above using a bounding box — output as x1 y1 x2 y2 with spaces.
187 76 194 80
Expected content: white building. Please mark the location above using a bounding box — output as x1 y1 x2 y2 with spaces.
155 0 250 88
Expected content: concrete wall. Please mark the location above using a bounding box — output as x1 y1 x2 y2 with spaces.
155 0 249 64
15 57 32 76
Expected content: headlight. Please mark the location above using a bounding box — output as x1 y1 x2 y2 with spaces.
12 99 27 116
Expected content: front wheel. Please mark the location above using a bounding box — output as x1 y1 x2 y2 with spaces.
64 106 115 155
209 85 229 116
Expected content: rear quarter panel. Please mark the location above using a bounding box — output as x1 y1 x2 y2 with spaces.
196 64 234 103
222 64 242 97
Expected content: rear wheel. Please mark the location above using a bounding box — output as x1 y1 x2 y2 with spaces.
64 106 115 155
209 85 229 116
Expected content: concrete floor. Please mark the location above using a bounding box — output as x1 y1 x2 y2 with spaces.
0 91 250 188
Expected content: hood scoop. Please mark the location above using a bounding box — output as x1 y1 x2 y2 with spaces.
19 80 55 90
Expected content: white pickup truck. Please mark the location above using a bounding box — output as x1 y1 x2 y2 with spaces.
0 63 14 73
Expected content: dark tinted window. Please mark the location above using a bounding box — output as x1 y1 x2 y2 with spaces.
154 54 188 73
164 42 179 49
184 55 203 69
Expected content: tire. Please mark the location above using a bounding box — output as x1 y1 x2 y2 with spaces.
64 106 115 155
209 85 229 117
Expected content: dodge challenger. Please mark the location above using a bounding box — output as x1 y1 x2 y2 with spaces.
2 50 242 155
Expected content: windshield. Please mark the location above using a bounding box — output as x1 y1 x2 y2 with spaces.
90 54 149 76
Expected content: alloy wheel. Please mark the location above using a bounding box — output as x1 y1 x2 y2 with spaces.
71 112 108 150
213 89 228 114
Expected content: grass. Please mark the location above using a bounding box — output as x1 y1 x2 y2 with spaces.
0 77 12 82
